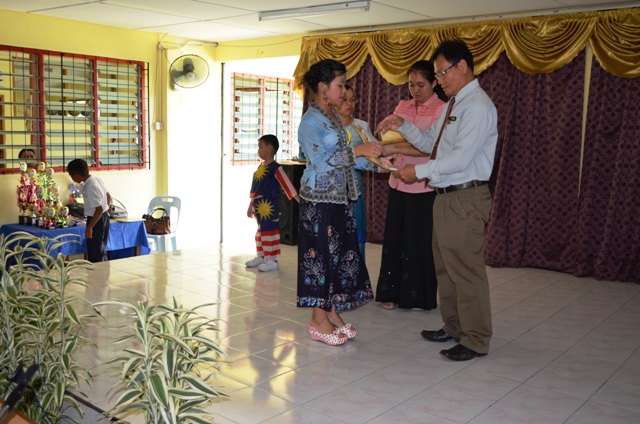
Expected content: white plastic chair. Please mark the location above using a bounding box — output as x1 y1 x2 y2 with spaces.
146 196 181 252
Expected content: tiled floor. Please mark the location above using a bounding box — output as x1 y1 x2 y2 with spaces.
70 241 640 424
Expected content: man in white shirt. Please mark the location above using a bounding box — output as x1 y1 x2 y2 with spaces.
378 40 498 361
67 159 112 262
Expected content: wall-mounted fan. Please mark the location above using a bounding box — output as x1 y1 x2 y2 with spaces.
169 55 209 88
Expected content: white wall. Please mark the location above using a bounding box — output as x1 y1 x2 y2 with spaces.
165 47 222 250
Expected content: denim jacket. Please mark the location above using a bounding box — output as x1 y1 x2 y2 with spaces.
298 103 378 205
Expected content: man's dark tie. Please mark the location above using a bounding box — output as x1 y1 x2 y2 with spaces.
430 97 455 160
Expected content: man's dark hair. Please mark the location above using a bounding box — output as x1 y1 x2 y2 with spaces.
260 134 279 154
67 158 90 176
431 40 474 73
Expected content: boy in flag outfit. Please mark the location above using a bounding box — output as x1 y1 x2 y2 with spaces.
246 134 299 272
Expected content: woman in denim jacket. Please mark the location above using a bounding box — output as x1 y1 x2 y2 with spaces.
296 59 383 346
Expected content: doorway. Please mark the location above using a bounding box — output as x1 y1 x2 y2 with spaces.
220 56 301 251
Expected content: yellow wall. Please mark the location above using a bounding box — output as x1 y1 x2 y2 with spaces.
215 34 302 62
0 8 164 227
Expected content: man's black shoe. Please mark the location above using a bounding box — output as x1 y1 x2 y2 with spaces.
420 329 454 343
440 344 487 361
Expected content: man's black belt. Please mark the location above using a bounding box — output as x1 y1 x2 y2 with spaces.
434 180 487 195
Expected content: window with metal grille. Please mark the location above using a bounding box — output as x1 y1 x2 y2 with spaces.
0 46 149 174
231 73 303 164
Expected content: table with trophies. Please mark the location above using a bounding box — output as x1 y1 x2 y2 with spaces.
1 160 150 261
0 220 150 260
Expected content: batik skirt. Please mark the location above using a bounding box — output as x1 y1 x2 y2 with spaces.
296 198 374 312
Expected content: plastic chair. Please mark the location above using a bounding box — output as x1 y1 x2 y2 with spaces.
146 196 181 252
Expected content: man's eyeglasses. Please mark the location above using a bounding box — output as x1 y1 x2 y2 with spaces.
435 62 459 80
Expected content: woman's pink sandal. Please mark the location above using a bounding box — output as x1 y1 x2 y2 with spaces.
334 323 357 339
309 326 348 346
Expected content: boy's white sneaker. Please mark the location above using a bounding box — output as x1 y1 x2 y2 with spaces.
245 256 265 267
258 260 279 272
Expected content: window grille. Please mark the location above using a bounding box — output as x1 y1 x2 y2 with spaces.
0 46 149 174
231 73 303 165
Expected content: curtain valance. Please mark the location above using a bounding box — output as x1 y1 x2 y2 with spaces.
294 8 640 86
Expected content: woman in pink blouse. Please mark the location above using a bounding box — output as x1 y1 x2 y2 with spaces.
375 60 448 310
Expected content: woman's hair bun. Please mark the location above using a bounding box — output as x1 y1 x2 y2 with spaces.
303 59 346 94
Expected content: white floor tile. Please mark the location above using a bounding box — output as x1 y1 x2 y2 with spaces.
261 406 347 424
403 385 493 423
438 369 521 401
347 366 440 404
367 405 459 423
206 386 295 424
218 354 293 386
468 403 564 424
566 400 640 423
590 381 640 412
303 386 396 424
498 384 586 421
68 242 640 424
255 370 342 404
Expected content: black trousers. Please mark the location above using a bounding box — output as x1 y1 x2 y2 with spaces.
86 213 110 263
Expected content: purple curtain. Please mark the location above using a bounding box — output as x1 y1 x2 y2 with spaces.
481 52 585 273
347 58 412 243
320 51 640 283
572 58 640 282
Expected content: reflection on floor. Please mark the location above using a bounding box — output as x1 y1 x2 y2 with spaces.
71 242 640 424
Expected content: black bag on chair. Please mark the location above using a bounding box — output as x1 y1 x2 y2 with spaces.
143 207 171 235
108 198 128 219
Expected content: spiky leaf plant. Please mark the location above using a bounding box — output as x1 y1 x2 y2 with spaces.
92 298 229 424
0 232 96 423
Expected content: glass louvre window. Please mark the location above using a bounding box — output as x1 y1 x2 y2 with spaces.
44 55 94 167
0 49 40 170
0 46 149 174
231 73 302 165
96 61 147 168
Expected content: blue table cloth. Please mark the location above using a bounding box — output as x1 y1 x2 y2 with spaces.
0 220 150 260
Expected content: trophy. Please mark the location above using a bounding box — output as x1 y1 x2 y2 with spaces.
16 162 35 225
57 206 70 228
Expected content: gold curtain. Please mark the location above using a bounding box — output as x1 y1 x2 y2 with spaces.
294 8 640 87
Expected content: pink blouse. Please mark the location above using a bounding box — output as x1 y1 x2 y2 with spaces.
388 94 446 193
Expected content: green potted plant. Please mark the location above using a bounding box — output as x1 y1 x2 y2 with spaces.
0 232 95 423
93 298 229 424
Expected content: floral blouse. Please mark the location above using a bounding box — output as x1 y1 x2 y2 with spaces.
298 103 378 205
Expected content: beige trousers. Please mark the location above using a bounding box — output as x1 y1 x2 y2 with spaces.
432 184 493 353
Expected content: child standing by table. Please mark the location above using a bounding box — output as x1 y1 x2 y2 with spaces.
246 135 299 272
67 159 111 262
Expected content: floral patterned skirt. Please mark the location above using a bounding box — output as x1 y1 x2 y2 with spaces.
297 199 373 312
